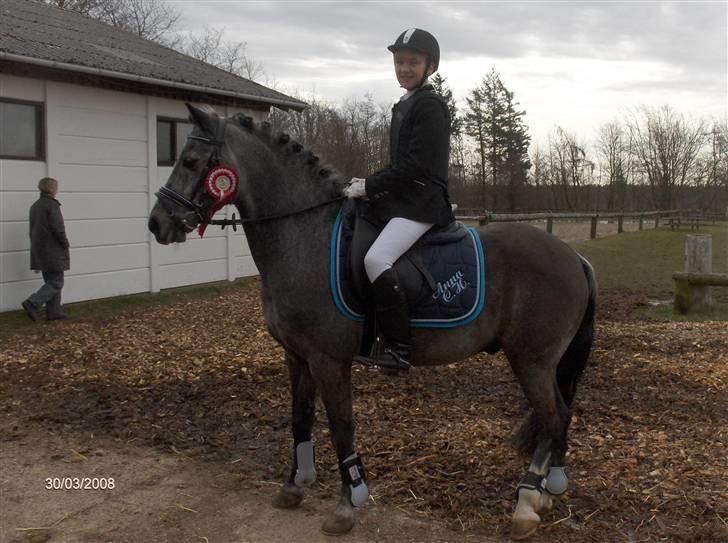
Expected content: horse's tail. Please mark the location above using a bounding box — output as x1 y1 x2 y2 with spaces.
556 255 597 407
516 255 597 455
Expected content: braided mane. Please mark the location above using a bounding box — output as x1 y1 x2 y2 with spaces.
230 113 347 190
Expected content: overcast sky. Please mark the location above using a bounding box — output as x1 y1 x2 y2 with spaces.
171 1 727 146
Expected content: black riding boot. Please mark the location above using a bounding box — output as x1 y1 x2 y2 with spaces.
355 268 412 371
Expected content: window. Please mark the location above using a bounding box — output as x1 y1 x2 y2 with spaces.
0 99 45 161
157 118 193 166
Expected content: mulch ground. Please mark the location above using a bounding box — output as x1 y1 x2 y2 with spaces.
1 281 726 542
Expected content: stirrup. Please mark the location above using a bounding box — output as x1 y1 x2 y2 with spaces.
353 349 412 372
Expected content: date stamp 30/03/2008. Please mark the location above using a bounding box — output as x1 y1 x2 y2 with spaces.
45 477 115 490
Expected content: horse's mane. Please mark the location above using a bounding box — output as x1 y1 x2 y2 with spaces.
229 113 348 190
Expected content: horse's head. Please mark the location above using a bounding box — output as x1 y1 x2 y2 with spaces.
149 103 347 245
149 104 244 244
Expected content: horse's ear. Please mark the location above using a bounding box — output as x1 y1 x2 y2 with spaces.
186 103 218 135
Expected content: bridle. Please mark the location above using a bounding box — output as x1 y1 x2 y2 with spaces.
155 118 229 233
155 118 345 234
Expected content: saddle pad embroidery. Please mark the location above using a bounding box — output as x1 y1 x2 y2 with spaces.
330 211 486 329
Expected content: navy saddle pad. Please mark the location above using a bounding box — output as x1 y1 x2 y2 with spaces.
330 209 486 328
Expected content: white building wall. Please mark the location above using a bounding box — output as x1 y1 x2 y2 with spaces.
0 73 262 312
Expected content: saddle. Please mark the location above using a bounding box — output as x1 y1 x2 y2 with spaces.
331 202 486 356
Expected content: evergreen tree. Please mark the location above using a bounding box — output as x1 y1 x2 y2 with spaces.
502 88 531 210
431 73 466 197
464 82 491 209
430 73 462 136
465 68 530 209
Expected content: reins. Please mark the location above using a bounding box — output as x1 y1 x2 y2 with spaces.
155 119 346 232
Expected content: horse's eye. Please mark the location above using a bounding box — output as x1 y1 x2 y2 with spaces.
182 155 198 169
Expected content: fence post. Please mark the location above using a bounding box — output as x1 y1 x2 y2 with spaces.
654 213 660 228
590 215 598 239
546 217 553 234
686 235 713 306
673 276 691 314
618 215 624 234
638 215 644 231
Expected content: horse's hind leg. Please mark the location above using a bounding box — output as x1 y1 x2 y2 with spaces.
272 351 318 509
508 352 572 540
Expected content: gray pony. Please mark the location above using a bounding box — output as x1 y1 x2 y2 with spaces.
149 105 597 540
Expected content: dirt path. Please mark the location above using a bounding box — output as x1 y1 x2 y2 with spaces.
1 285 726 542
1 424 486 543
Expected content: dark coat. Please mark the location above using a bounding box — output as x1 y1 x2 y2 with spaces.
363 84 455 226
29 193 70 271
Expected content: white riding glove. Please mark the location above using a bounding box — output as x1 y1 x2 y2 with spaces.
344 177 367 199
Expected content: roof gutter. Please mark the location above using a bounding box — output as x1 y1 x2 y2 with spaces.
0 51 307 110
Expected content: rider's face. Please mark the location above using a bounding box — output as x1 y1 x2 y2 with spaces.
393 50 434 90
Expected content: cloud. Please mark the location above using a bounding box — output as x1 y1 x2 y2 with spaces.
172 1 727 142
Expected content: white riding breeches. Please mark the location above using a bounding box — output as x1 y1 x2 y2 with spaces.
364 217 434 282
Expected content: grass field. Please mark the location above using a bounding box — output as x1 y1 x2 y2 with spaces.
2 223 726 333
573 222 728 320
573 223 727 295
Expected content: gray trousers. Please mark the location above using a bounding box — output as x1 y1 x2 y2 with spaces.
27 270 64 319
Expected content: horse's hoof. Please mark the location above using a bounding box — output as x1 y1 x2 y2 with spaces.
320 511 355 536
271 484 304 509
510 510 540 540
511 487 544 540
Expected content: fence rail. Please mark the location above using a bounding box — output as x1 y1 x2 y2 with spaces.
454 209 724 239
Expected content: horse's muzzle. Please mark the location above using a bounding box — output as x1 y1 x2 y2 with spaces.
148 206 188 244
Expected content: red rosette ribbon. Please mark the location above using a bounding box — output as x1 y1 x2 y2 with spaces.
198 165 239 237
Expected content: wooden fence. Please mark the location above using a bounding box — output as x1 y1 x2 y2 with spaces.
454 210 724 240
673 272 728 313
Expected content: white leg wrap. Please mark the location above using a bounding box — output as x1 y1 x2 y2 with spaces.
294 441 316 488
546 466 568 495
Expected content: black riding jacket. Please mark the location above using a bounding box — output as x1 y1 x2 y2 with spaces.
363 84 455 227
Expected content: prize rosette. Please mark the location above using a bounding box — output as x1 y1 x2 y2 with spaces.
199 165 239 237
205 165 239 203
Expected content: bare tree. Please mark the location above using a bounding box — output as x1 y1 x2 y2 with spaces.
44 0 100 13
548 126 594 210
269 95 390 178
45 0 182 44
50 0 267 82
528 145 548 188
597 121 631 211
704 118 728 191
181 27 265 81
626 105 707 210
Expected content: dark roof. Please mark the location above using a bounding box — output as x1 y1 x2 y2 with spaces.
0 0 306 110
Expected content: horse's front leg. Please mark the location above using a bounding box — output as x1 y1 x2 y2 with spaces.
308 356 367 536
272 350 318 509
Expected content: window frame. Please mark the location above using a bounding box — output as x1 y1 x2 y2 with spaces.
156 117 193 167
0 98 46 161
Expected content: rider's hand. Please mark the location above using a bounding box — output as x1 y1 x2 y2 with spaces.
344 177 367 199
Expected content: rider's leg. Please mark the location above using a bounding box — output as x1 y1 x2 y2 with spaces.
361 218 432 366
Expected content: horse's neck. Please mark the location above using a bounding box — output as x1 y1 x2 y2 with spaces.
233 130 343 307
241 203 338 292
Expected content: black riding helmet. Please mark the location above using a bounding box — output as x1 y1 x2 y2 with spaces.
387 28 440 72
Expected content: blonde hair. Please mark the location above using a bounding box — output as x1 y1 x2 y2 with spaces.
38 177 58 194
